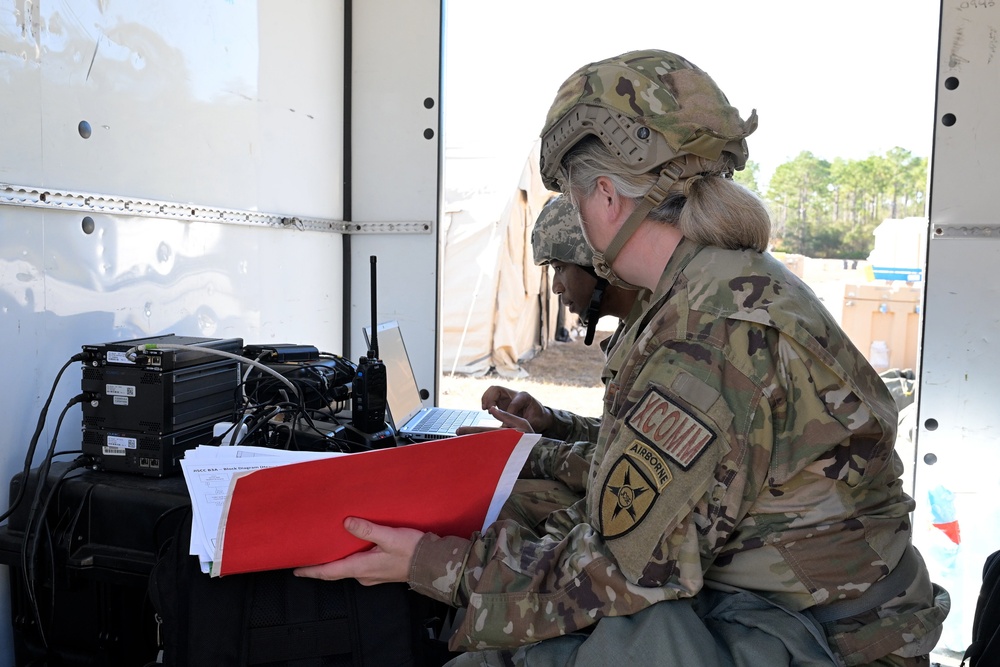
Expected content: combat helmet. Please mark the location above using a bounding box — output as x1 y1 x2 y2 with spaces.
531 195 608 346
531 195 595 267
539 49 757 192
537 49 758 286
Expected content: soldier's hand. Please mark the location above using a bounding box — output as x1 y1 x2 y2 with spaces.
477 386 553 433
456 404 533 434
479 385 518 411
500 390 552 433
293 517 423 585
483 405 534 433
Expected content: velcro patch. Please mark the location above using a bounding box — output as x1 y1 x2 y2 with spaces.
600 455 657 539
626 388 715 470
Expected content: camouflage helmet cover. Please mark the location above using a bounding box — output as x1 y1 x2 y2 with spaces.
539 49 758 191
531 195 594 267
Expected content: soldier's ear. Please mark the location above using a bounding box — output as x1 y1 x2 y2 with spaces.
594 176 616 206
593 176 633 230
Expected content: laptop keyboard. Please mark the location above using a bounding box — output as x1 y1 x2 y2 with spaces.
414 409 480 434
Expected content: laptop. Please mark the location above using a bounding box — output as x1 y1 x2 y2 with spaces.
364 321 501 441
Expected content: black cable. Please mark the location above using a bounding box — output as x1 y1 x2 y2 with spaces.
0 353 84 525
51 450 84 459
230 373 352 451
248 374 319 410
37 455 91 645
152 504 191 549
240 404 289 446
244 359 352 414
19 395 86 650
270 422 294 450
237 353 356 450
305 405 348 425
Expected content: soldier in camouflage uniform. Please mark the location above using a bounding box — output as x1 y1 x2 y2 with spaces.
295 50 950 666
480 194 644 535
468 194 643 443
534 194 637 351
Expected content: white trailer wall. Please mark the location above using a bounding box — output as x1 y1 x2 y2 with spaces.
348 0 442 394
0 0 442 661
915 0 1000 654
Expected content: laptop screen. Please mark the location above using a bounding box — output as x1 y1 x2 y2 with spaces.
364 321 424 429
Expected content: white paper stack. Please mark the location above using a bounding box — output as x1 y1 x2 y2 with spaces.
179 445 343 573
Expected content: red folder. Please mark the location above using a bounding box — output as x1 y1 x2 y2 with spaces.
213 429 537 576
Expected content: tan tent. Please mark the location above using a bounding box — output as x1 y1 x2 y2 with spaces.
441 141 560 376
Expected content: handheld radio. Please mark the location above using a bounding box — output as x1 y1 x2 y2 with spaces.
350 256 389 434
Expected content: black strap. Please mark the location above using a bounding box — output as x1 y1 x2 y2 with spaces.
596 162 684 275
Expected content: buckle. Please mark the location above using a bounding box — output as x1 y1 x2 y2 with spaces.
643 162 685 207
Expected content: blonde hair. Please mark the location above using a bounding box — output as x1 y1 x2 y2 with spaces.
563 138 771 252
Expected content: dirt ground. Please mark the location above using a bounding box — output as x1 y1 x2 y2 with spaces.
438 328 611 419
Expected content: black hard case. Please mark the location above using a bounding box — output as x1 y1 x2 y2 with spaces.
0 462 454 666
0 462 189 664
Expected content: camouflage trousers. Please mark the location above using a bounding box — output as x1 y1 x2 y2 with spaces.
443 589 843 667
442 588 937 667
467 484 934 666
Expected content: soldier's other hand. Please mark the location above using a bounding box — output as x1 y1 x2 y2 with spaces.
503 391 552 433
479 385 518 411
480 386 552 433
483 405 534 433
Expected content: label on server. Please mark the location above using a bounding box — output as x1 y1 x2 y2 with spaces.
106 384 136 397
107 435 137 450
106 351 136 365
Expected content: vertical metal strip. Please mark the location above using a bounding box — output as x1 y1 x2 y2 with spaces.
342 0 354 358
432 1 445 399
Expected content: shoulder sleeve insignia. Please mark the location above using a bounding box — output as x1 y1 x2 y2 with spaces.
625 388 716 470
600 454 658 539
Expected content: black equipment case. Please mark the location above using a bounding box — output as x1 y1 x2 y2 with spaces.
0 462 455 666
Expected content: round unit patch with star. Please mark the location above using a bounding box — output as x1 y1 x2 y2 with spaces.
600 454 659 538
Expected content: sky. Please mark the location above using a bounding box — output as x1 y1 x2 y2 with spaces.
442 0 941 200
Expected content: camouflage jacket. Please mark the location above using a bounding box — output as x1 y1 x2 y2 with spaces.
409 239 946 663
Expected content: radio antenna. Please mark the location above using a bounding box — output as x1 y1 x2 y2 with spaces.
341 254 391 446
368 255 378 359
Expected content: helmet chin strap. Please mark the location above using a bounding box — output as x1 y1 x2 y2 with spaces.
591 162 684 289
582 278 608 346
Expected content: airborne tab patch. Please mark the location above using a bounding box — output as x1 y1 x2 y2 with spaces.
626 388 715 470
625 439 673 492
